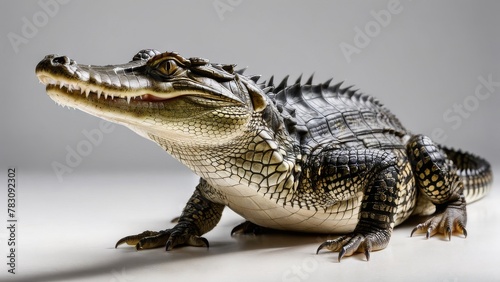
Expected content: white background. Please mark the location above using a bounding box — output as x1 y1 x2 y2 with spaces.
1 1 499 281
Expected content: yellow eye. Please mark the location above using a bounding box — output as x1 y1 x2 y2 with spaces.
159 60 179 76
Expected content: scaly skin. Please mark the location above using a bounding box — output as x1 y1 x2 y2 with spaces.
36 49 493 261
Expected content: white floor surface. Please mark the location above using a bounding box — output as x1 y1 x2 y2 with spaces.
1 169 499 282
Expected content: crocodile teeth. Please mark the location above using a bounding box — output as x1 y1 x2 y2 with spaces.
44 78 144 104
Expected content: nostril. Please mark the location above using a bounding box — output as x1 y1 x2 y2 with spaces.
52 56 70 65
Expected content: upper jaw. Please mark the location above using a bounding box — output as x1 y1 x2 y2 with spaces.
35 54 168 104
35 54 244 106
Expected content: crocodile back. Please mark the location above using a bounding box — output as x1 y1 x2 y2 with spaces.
268 80 409 152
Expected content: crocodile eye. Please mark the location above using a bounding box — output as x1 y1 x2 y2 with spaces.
158 60 179 76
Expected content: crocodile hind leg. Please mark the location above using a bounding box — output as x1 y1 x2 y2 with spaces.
314 148 400 261
115 179 225 250
407 134 467 239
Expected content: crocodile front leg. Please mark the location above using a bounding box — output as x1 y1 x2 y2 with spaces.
312 147 400 261
115 179 225 250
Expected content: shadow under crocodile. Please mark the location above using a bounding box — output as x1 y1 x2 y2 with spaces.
15 218 396 282
16 214 460 282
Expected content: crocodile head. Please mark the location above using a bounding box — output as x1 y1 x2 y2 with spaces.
35 49 268 144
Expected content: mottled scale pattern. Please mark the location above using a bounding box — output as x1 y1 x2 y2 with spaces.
269 80 417 226
36 50 494 257
272 81 407 151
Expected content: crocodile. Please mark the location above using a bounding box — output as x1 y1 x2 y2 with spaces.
35 49 493 261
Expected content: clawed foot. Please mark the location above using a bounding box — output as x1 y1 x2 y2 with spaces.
411 205 467 240
231 221 270 236
115 228 209 251
316 229 391 262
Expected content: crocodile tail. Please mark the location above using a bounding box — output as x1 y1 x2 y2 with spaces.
441 147 493 203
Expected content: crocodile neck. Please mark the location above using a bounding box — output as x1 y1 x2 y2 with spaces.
148 113 299 193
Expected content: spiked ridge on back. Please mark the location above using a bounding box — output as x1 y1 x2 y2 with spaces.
255 74 404 150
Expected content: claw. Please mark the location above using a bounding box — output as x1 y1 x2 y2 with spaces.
411 205 467 240
316 230 389 261
116 230 169 250
186 235 209 248
115 237 131 248
117 228 210 252
316 241 328 254
363 240 372 261
115 238 126 249
165 240 173 251
364 249 370 261
410 227 418 237
338 248 346 262
198 237 209 249
231 221 266 236
231 221 249 236
115 230 159 248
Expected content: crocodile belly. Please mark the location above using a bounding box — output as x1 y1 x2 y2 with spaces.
203 182 363 234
